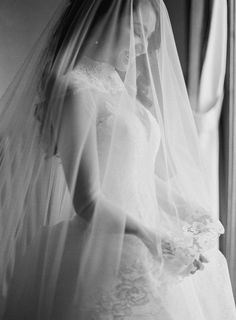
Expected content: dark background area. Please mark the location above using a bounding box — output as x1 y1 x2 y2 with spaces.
164 0 190 81
0 0 190 95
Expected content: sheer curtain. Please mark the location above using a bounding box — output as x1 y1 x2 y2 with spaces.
190 0 227 222
188 0 236 300
220 0 236 299
188 0 228 228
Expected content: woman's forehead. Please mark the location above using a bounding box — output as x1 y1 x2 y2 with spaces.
133 1 157 34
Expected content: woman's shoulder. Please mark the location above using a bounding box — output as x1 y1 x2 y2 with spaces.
64 56 124 95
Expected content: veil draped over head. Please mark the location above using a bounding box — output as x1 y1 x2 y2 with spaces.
0 0 224 318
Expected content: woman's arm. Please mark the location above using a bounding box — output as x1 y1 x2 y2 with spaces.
55 84 208 276
55 83 155 246
56 85 100 221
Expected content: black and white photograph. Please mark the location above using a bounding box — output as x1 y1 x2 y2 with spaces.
0 0 236 319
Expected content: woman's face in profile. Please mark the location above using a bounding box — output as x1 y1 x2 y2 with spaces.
133 1 157 56
115 1 157 71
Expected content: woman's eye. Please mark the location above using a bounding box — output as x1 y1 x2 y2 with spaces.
134 26 143 38
134 30 141 38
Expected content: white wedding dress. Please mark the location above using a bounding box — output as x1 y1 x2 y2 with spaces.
3 59 236 320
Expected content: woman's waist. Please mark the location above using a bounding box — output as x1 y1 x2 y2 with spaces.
103 186 159 226
102 178 156 202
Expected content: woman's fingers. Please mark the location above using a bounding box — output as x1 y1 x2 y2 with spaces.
189 260 201 274
160 239 210 276
190 267 197 274
190 256 208 275
199 254 209 263
193 259 204 271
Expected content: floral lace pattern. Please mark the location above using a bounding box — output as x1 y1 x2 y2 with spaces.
63 58 232 320
180 208 224 254
85 235 173 320
159 207 225 280
71 57 124 95
182 216 224 252
81 235 236 320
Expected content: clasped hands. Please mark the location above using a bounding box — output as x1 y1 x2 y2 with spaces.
138 225 209 277
161 238 209 275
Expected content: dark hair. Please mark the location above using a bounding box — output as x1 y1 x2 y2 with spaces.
39 0 151 91
36 0 157 154
40 0 131 85
36 0 133 155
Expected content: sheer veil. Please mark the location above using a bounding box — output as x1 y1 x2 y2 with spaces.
0 0 224 318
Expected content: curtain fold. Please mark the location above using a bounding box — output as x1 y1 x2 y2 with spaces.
194 0 227 222
188 0 227 224
220 0 236 299
188 0 205 111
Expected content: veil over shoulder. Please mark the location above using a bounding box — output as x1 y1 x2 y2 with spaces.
0 0 230 319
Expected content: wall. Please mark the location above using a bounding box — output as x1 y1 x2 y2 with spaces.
0 0 61 96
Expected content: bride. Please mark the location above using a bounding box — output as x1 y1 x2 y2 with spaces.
0 0 236 319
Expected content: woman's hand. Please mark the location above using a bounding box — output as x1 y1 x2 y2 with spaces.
180 254 209 277
189 254 209 274
132 223 210 279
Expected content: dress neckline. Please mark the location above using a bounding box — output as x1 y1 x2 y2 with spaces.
77 56 160 132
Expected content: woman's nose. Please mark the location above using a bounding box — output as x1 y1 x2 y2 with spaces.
135 43 146 56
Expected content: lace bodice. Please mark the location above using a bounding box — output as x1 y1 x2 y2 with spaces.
72 57 162 230
70 57 223 251
96 99 161 229
4 59 234 320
